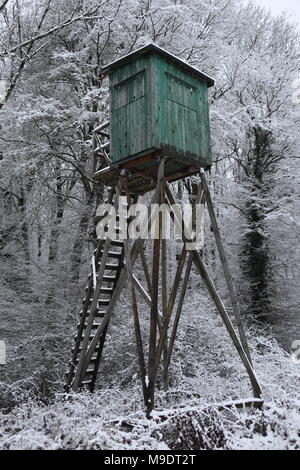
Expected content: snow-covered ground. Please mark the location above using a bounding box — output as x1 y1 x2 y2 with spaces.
0 384 299 450
1 294 299 450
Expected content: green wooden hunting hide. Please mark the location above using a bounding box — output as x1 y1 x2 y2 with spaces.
103 44 214 175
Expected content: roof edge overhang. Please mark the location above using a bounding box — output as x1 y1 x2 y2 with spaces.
102 43 215 88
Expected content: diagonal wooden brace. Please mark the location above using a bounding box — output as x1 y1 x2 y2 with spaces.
164 180 262 399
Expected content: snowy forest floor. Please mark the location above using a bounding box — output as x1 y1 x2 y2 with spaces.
1 289 300 450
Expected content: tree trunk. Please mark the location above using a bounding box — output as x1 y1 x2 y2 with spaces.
46 164 65 306
242 187 271 320
48 164 64 264
241 126 273 320
69 195 94 286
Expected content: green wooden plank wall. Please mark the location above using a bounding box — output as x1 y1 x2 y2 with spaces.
109 50 212 168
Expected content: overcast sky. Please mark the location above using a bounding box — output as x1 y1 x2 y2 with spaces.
254 0 300 23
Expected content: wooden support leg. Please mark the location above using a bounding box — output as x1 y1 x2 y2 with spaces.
139 247 152 296
152 248 187 388
161 184 168 382
162 181 204 389
132 274 163 320
199 169 252 364
117 181 148 407
137 242 170 357
163 253 193 389
147 159 165 417
147 233 160 416
129 273 148 406
192 250 262 398
164 180 262 399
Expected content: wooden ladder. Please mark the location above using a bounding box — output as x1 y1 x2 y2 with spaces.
65 191 129 392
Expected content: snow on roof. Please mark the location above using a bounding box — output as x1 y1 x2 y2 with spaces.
102 43 215 87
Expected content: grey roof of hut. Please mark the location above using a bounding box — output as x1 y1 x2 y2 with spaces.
102 43 215 88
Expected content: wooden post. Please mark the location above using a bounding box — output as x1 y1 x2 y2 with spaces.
132 274 163 320
147 159 165 417
152 247 187 389
162 182 203 389
163 253 193 388
164 180 262 399
147 233 160 416
199 170 252 363
160 176 168 390
117 181 148 407
192 251 262 398
139 247 152 296
70 161 263 411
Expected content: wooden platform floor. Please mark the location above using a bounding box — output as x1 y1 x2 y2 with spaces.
94 156 202 194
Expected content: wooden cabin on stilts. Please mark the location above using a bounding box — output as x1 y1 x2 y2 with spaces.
65 44 263 417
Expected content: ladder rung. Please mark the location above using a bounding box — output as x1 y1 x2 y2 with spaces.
105 263 119 271
103 274 116 282
81 380 92 386
100 286 114 294
71 345 100 355
82 297 110 305
73 332 101 346
94 311 106 317
90 268 119 279
111 240 124 247
69 355 98 366
74 332 99 342
80 309 106 317
100 250 123 259
83 296 102 305
77 322 102 330
83 297 110 304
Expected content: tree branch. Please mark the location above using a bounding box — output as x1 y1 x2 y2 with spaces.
0 0 10 13
0 2 110 57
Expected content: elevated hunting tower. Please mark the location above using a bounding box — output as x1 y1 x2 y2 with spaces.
65 44 263 417
104 43 214 178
